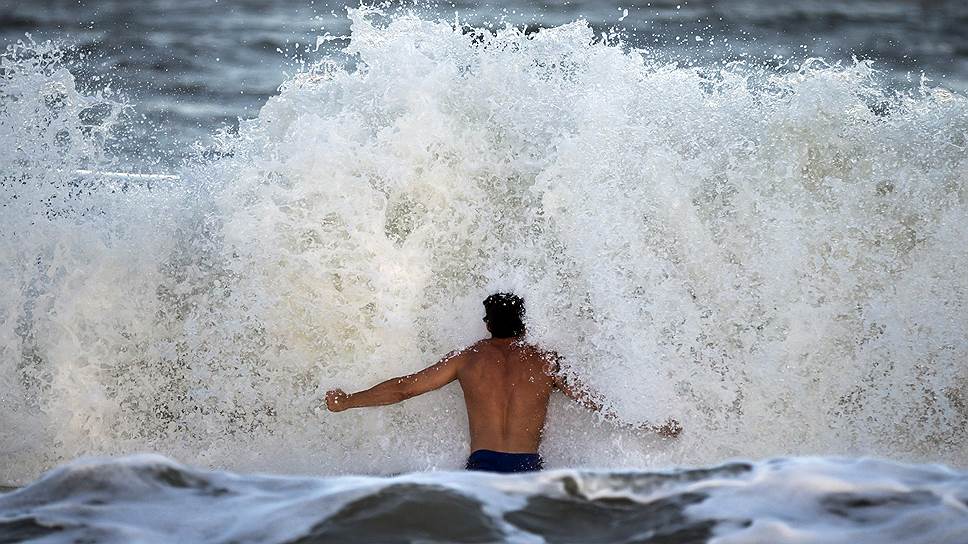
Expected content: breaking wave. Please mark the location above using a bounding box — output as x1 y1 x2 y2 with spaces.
2 8 967 485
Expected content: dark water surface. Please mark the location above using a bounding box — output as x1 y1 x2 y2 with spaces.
1 456 966 543
2 0 966 167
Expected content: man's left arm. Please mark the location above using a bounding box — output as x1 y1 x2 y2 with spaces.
325 351 463 412
546 352 682 439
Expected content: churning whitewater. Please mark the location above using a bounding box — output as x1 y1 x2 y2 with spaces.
2 7 968 488
3 455 968 544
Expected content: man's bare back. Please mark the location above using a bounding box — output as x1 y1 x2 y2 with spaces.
325 293 681 473
454 338 555 453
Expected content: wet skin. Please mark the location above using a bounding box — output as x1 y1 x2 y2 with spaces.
325 336 681 454
453 338 556 453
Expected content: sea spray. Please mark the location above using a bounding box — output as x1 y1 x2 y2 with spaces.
1 9 967 485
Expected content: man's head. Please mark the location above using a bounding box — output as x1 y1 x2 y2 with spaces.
483 293 526 338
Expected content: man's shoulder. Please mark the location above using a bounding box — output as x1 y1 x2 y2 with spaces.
512 342 561 372
445 340 492 361
460 338 554 360
518 341 557 360
463 339 491 353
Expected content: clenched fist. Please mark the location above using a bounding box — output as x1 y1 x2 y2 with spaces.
326 389 350 412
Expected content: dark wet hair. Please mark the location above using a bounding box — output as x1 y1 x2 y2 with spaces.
483 293 526 338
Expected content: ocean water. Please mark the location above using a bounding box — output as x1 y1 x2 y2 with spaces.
2 455 968 543
3 0 968 166
2 1 968 541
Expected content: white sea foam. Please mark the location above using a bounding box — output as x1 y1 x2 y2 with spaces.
1 9 967 485
1 455 966 543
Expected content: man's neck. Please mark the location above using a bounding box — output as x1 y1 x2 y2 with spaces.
487 335 523 344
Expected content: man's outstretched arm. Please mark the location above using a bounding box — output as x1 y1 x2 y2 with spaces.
548 354 682 438
552 371 606 413
325 351 463 412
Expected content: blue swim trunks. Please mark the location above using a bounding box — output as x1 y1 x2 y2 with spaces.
465 449 543 473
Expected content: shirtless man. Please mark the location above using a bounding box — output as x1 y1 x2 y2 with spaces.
325 293 681 473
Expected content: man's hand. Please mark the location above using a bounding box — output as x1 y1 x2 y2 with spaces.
653 418 682 439
326 389 350 412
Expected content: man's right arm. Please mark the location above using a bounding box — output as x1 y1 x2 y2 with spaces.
325 350 464 412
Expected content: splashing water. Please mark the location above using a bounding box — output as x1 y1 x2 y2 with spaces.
4 455 968 544
1 9 967 486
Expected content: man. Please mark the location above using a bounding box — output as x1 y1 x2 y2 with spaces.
325 293 681 473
